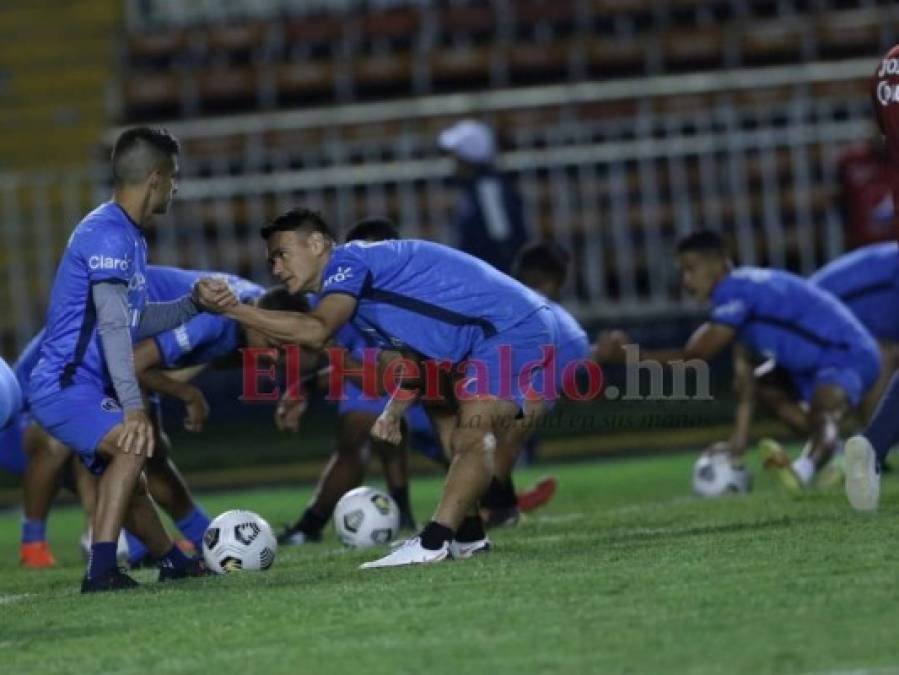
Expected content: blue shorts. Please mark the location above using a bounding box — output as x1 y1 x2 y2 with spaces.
461 307 557 411
791 346 881 408
337 381 444 463
336 380 388 417
0 412 29 475
30 385 123 474
0 357 23 430
543 335 593 411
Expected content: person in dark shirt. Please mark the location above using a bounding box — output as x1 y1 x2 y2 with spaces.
439 119 528 273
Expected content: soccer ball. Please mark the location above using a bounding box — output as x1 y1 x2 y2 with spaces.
333 486 400 548
692 453 752 497
202 510 277 574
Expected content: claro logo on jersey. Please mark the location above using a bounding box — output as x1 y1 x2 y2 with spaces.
88 255 130 272
324 266 353 287
878 58 899 78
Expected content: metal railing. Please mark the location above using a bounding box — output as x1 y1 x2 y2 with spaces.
0 59 878 356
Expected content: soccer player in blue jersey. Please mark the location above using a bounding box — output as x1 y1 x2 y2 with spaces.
478 240 590 526
18 267 298 568
595 230 881 492
28 127 238 592
212 208 555 568
810 242 899 422
277 218 446 546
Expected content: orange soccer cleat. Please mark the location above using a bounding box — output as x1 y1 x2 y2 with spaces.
517 476 558 513
20 541 57 569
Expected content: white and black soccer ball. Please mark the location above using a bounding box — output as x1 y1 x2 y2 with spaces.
202 510 277 574
692 453 752 498
333 486 400 548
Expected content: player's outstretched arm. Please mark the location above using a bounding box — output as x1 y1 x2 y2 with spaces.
225 293 357 351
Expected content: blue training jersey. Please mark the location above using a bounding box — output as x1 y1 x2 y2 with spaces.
809 242 899 342
13 330 44 406
547 300 590 364
147 266 264 368
30 202 150 400
710 267 878 373
320 240 546 362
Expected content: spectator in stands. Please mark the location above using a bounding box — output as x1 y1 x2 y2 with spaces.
439 119 528 273
837 129 899 247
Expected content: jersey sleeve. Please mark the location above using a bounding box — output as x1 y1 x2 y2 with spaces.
79 228 137 285
153 314 230 368
709 279 751 329
320 246 371 298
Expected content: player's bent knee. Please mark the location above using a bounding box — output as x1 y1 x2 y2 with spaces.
450 428 497 461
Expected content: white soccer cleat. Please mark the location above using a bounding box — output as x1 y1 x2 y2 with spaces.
449 537 492 560
845 435 880 512
358 537 449 569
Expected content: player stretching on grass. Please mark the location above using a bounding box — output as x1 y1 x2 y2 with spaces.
276 218 446 546
28 127 237 592
211 208 555 568
843 47 899 511
594 230 880 493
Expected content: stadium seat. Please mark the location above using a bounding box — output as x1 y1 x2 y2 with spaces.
196 66 259 114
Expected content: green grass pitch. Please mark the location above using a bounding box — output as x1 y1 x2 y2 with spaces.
1 451 898 675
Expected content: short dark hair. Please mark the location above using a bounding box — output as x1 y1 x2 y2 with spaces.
512 239 571 287
676 230 728 256
111 127 180 186
260 208 335 242
345 217 400 243
257 287 310 313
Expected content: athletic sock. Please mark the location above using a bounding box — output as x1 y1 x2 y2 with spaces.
455 516 486 543
865 371 899 467
87 542 118 580
21 518 47 544
481 477 517 509
419 521 453 550
389 486 414 523
175 505 211 551
158 544 192 572
792 456 816 485
124 530 148 566
296 507 328 536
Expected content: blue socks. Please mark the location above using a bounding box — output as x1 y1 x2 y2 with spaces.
864 371 899 467
175 506 210 551
158 544 191 572
21 518 47 544
88 542 118 580
125 530 148 567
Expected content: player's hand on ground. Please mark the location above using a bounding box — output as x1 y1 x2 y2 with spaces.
194 278 239 314
371 412 403 446
118 409 155 457
592 330 630 364
275 395 307 432
183 386 210 433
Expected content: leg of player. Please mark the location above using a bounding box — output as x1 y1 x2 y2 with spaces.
19 429 70 568
754 382 810 436
278 411 370 545
361 398 512 569
846 369 899 511
859 342 898 425
121 473 207 583
371 434 416 531
763 384 847 493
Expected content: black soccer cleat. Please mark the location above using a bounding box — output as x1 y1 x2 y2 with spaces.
399 512 418 533
158 557 211 583
81 567 139 594
276 523 322 546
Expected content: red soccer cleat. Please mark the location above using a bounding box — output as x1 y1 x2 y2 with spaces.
20 541 57 569
516 476 558 513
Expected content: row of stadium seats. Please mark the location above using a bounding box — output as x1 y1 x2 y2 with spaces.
120 2 896 120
